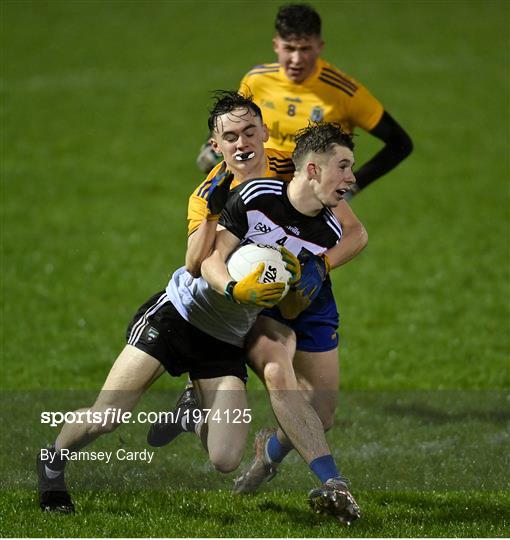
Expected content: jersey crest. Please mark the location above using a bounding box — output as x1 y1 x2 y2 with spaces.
310 106 324 122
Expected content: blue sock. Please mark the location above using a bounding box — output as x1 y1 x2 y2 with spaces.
267 434 292 463
309 454 341 484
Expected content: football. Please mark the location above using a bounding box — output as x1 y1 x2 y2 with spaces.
227 243 291 298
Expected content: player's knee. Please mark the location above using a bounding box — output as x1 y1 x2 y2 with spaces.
209 449 242 474
263 361 294 391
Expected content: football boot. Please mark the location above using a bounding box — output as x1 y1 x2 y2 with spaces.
308 477 360 525
233 428 278 494
147 387 198 447
36 450 74 514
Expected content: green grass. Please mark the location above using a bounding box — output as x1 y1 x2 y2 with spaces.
2 490 509 537
1 0 509 536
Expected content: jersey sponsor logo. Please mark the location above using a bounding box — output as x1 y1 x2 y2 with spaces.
310 106 324 122
285 225 300 236
246 211 334 256
261 99 275 109
255 222 272 234
285 96 302 103
269 122 296 146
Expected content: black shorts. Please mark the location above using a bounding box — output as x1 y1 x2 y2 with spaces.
126 290 247 382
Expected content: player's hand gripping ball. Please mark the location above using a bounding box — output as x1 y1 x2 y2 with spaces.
227 244 293 307
295 247 330 300
278 248 331 319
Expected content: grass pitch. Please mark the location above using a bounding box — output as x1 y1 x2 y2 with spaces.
1 0 509 537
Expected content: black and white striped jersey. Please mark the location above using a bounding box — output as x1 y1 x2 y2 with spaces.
219 178 342 256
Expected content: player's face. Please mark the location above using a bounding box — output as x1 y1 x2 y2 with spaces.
311 145 356 207
210 107 269 176
273 34 324 83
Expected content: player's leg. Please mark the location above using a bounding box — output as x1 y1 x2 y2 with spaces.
56 345 164 452
193 375 249 473
235 347 339 489
38 290 170 513
236 316 342 485
38 345 164 513
251 289 341 465
270 346 339 452
293 347 339 433
246 316 333 463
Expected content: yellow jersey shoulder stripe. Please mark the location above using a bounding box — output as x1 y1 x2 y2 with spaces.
319 73 356 96
196 179 213 198
321 66 358 92
247 63 281 76
267 156 294 164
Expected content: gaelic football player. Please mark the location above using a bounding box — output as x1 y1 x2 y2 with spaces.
197 3 412 200
37 118 361 523
149 91 366 523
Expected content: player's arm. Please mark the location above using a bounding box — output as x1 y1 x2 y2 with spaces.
185 221 218 278
325 200 368 269
351 111 413 194
185 164 234 278
200 228 241 291
201 229 285 308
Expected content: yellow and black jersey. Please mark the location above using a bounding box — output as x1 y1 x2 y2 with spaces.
239 57 384 152
187 147 294 236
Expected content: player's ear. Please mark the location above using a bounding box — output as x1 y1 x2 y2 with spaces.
262 124 269 143
210 137 222 155
272 36 279 54
306 162 319 180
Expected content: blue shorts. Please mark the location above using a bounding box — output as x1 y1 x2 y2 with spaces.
261 280 339 353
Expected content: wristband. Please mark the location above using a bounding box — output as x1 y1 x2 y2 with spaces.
224 280 238 302
206 213 220 222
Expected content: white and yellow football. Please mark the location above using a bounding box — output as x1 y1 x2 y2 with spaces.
227 243 291 298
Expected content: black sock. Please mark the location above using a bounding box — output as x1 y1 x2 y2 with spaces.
43 444 67 473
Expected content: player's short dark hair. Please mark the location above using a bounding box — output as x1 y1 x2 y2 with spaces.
275 4 321 38
292 122 354 168
208 90 263 132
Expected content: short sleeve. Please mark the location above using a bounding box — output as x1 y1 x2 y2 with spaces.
348 85 384 132
187 162 225 236
187 194 208 236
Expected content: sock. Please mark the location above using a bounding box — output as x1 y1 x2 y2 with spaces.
266 434 292 464
179 407 200 432
180 413 197 432
194 417 204 438
309 454 341 484
43 444 67 478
